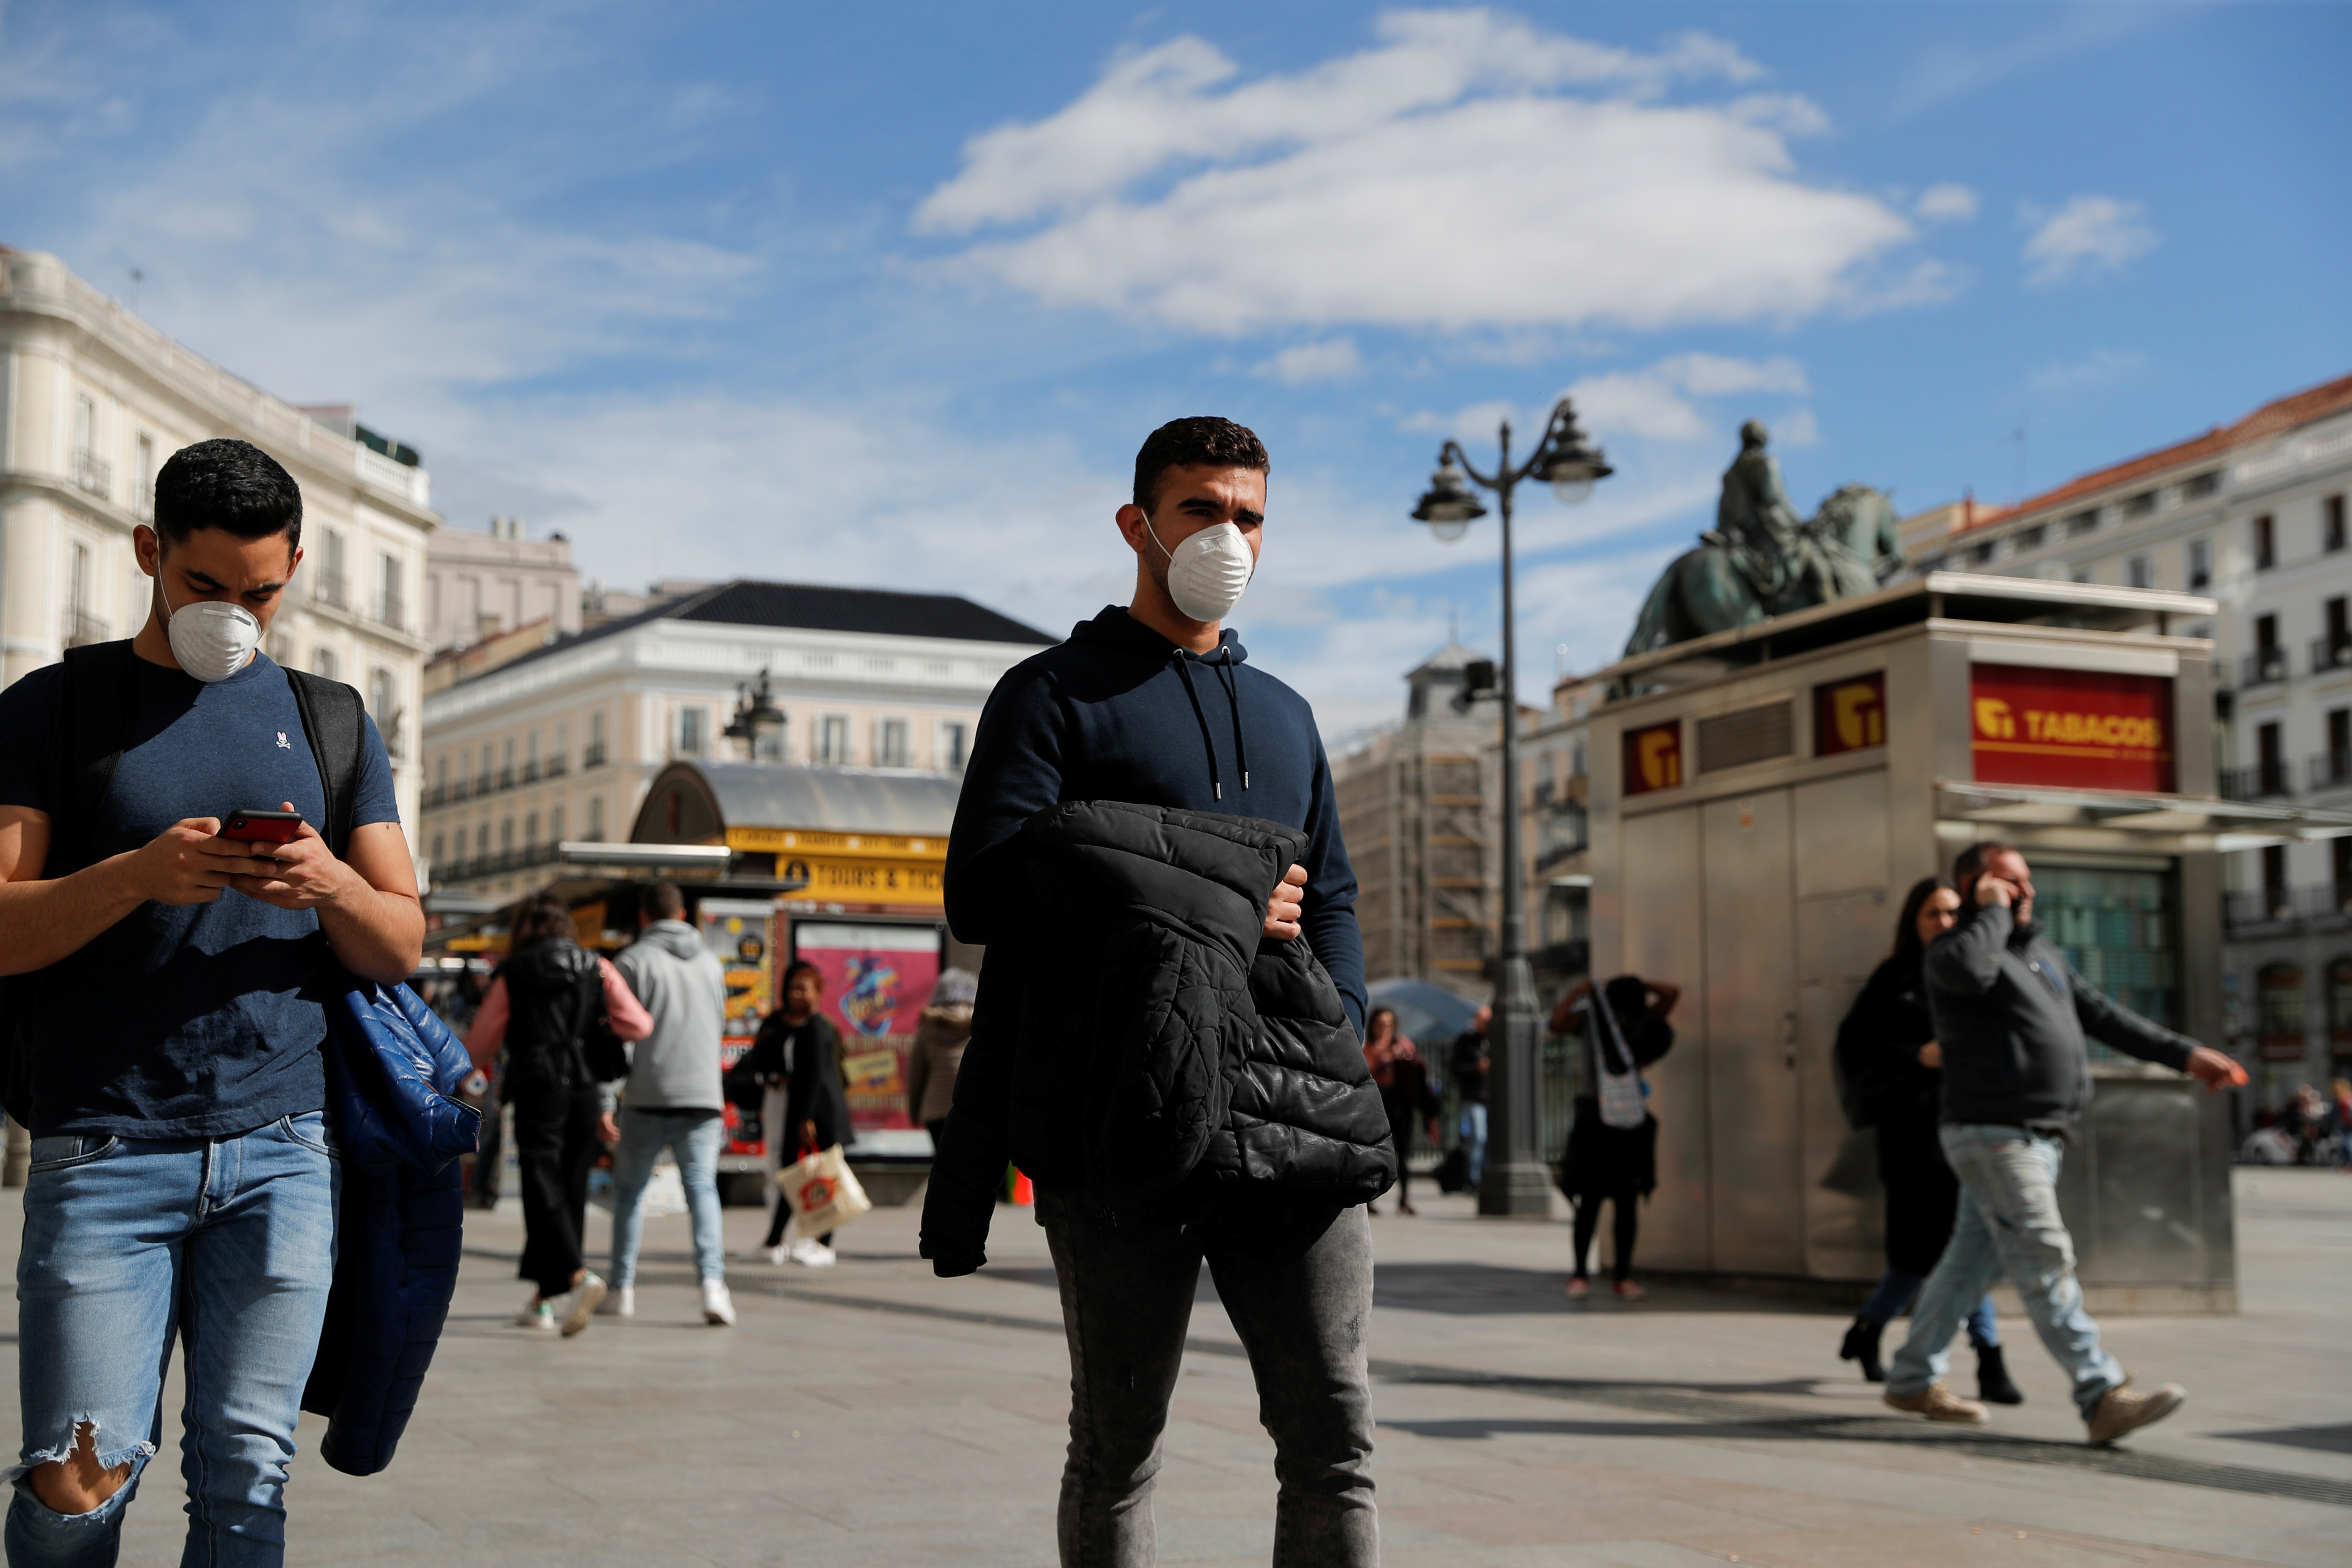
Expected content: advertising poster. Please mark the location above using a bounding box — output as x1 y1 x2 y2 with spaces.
1969 664 2175 793
697 899 777 1155
790 921 941 1130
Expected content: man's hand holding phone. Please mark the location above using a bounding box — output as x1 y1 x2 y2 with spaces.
222 802 364 913
127 818 268 907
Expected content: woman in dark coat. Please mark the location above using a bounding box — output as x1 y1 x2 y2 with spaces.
1551 975 1678 1301
728 959 854 1264
1363 1006 1439 1216
1833 876 2020 1403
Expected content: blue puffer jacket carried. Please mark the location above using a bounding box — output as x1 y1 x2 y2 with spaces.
300 980 481 1476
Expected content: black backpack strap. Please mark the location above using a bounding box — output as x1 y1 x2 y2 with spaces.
284 669 366 858
50 641 141 876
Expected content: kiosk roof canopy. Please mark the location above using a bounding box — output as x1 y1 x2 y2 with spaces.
634 760 961 842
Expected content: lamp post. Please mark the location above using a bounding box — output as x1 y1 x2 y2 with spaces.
724 667 787 761
1411 398 1611 1216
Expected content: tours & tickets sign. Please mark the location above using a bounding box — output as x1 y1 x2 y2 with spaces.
1969 662 2175 793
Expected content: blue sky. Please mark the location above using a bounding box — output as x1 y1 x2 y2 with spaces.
6 1 2349 735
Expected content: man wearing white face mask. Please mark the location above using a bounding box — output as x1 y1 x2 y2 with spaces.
929 417 1379 1565
0 438 417 1566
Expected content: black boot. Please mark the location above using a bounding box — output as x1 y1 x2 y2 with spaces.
1975 1344 2023 1405
1838 1316 1885 1383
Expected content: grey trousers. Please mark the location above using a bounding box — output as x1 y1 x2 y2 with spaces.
1037 1190 1378 1568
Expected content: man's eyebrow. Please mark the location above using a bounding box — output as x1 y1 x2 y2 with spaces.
1235 508 1265 527
185 570 226 590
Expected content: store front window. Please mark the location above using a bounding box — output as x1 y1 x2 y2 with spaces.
2036 864 2180 1046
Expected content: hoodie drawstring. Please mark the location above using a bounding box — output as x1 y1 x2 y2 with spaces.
1172 656 1225 801
1212 657 1249 791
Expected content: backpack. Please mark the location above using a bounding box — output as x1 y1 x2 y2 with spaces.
0 642 367 1127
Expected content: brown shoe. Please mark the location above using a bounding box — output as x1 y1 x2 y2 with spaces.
2086 1382 2185 1446
1883 1383 1989 1425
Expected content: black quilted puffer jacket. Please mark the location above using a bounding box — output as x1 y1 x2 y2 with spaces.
920 801 1395 1276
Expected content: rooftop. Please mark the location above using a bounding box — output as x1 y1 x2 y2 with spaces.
1955 370 2352 536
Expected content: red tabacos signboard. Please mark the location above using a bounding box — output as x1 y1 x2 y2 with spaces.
1623 720 1683 796
1814 672 1886 756
1969 663 2174 792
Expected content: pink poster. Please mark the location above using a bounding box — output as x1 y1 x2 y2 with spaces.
791 921 941 1130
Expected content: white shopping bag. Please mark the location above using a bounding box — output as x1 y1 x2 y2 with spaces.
777 1145 872 1236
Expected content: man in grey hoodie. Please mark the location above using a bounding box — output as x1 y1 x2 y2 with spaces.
602 881 735 1325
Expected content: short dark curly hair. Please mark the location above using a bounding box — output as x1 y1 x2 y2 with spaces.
153 438 303 552
1133 416 1269 512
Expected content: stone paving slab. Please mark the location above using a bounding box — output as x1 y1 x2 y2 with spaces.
0 1169 2341 1565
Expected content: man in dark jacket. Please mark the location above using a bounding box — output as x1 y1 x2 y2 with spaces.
925 416 1378 1566
1883 842 2242 1445
1449 1003 1493 1185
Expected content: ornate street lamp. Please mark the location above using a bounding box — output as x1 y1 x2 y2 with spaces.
724 667 787 760
1410 397 1611 1216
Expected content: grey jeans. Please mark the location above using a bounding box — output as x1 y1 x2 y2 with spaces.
1037 1191 1378 1568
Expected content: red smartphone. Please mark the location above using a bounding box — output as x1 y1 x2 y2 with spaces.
222 809 306 845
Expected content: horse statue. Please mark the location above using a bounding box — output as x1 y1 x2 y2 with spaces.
1623 422 1902 658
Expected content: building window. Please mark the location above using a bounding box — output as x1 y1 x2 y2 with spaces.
1966 539 1996 566
2183 471 2220 500
63 541 106 648
2126 555 2151 590
2070 569 2093 585
71 394 109 498
434 754 449 793
135 433 154 519
499 819 515 865
525 728 541 782
2330 709 2352 785
475 823 489 862
376 552 404 629
2123 490 2158 519
2253 514 2275 571
940 721 968 770
553 720 570 775
876 717 910 768
679 707 708 756
322 530 348 608
477 744 494 794
368 667 401 758
2258 721 2287 796
2257 960 2304 1044
818 714 850 765
525 811 539 850
2188 538 2211 589
2328 495 2348 554
312 645 340 682
430 831 445 870
500 737 516 788
586 797 604 840
2064 508 2100 538
2014 524 2046 552
549 805 565 844
585 710 607 768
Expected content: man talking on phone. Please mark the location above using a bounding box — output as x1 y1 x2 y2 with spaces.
0 438 417 1565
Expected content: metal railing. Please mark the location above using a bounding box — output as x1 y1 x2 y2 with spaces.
316 570 348 610
544 753 568 778
59 607 110 649
2224 884 2352 931
72 450 111 499
2312 638 2352 677
423 783 446 809
474 772 493 797
2310 751 2352 792
496 766 515 791
2241 649 2291 688
2219 764 2293 801
521 760 540 785
377 592 406 632
582 743 606 769
442 841 564 882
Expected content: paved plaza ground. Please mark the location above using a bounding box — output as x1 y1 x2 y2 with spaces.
0 1167 2344 1567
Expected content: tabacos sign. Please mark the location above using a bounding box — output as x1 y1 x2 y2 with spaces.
1970 662 2175 792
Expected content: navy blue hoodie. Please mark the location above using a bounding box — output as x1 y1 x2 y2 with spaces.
945 605 1366 1034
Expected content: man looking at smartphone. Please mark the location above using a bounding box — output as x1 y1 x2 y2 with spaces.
0 438 417 1565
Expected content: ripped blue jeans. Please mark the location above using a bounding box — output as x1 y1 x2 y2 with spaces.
9 1113 338 1568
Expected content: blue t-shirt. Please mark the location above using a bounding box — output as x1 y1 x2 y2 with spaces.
0 651 400 1138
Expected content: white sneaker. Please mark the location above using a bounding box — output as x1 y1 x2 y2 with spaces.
546 1271 606 1336
787 1237 836 1268
701 1279 737 1325
596 1284 635 1317
514 1298 556 1332
761 1243 790 1265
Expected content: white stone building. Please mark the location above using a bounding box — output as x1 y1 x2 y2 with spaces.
418 579 1055 901
1911 371 2352 1104
0 246 437 831
422 514 581 652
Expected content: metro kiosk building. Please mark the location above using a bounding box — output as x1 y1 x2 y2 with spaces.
1584 574 2352 1311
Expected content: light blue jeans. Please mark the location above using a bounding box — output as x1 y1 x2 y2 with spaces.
607 1106 726 1289
1458 1102 1488 1187
9 1112 339 1568
1886 1124 2123 1420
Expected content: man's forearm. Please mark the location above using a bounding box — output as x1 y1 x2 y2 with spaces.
0 855 149 975
318 888 424 985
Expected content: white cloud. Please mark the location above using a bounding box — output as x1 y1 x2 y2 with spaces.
2020 196 2158 288
1564 353 1808 442
919 11 1924 334
1773 406 1821 447
1914 183 1979 222
1255 338 1363 385
2028 349 2148 392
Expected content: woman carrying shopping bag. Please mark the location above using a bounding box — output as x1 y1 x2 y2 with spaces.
728 960 854 1265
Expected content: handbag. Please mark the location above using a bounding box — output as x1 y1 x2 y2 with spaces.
778 1143 872 1235
1591 992 1648 1131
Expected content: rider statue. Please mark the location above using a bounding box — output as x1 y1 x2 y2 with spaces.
1705 419 1805 610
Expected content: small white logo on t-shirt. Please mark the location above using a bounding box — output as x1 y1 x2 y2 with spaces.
276 731 291 749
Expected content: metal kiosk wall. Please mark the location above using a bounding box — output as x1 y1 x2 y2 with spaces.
1587 574 2352 1312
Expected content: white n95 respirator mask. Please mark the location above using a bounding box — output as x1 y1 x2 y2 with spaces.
1148 518 1255 624
160 579 263 683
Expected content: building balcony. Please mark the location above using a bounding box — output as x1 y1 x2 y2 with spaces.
2312 639 2352 677
2219 764 2293 802
473 773 493 797
423 783 446 809
496 766 515 790
2224 883 2352 933
316 570 348 610
2309 752 2352 793
2240 649 2291 689
71 449 111 499
582 743 606 770
59 607 110 649
521 760 540 785
377 595 407 633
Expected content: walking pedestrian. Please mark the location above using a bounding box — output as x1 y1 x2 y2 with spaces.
1552 976 1678 1302
921 416 1388 1565
904 968 978 1147
465 892 650 1335
728 960 853 1266
1882 842 2245 1442
1832 876 2018 1402
1363 1006 1437 1215
600 881 735 1325
0 438 419 1565
1451 1003 1494 1188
